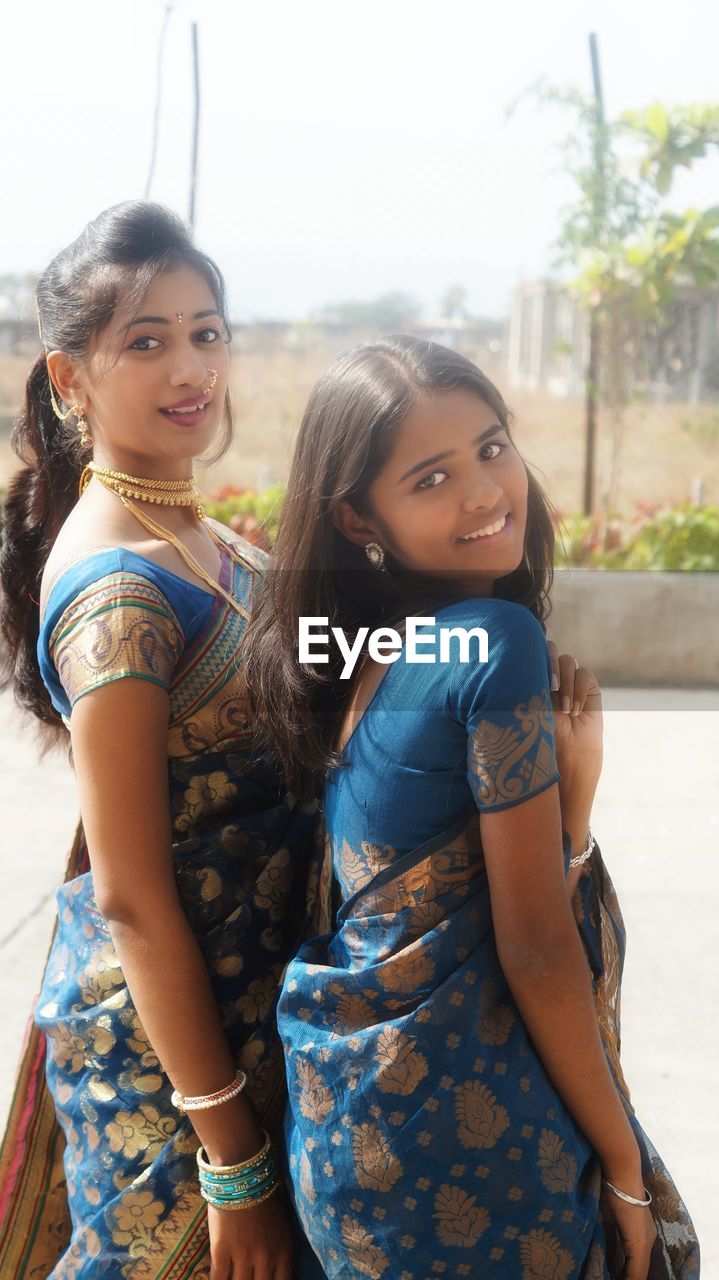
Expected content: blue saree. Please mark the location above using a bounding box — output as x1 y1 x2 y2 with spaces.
278 598 700 1279
0 526 320 1279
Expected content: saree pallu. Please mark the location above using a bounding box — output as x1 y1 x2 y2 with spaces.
279 818 700 1280
0 533 321 1278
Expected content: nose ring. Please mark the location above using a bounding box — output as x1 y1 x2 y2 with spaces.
202 369 218 395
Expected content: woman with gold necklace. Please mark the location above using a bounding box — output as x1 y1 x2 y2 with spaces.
0 202 319 1279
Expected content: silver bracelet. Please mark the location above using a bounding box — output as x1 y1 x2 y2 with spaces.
568 827 595 869
603 1178 653 1208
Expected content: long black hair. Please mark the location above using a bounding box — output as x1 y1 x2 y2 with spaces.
0 201 232 741
243 335 557 798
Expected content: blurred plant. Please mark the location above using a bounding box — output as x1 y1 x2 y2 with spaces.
508 81 719 518
203 484 286 549
554 502 719 571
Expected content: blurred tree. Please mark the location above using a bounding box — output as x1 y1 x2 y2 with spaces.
509 80 719 514
318 292 421 332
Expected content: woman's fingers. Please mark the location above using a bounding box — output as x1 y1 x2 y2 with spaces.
557 652 578 714
549 650 602 718
569 667 598 716
547 640 560 692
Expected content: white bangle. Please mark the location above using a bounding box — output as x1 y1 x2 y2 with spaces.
603 1178 653 1208
568 828 595 869
171 1069 247 1114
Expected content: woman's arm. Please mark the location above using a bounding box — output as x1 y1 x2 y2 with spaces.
70 677 263 1166
482 784 637 1181
70 677 295 1280
481 784 656 1278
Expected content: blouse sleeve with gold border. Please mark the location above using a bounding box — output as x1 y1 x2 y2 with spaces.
49 571 185 710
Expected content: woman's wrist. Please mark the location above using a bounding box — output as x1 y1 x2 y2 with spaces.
558 761 601 807
190 1094 265 1168
600 1154 645 1197
595 1122 644 1189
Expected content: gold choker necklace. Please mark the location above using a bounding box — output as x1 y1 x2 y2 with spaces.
81 462 205 518
78 462 250 621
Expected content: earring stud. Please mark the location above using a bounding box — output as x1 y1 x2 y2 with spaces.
365 541 387 573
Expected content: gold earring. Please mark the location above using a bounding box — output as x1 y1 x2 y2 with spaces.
47 374 77 423
74 406 93 449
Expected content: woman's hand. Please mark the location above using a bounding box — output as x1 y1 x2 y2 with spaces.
547 642 603 782
208 1192 294 1280
600 1184 658 1280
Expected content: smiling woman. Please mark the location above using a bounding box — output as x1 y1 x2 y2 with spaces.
0 202 318 1280
243 335 699 1279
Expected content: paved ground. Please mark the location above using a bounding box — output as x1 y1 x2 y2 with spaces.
1 686 717 1275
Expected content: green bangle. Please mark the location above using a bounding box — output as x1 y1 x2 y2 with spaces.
200 1180 281 1212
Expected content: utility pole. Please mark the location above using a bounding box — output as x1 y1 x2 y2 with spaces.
144 2 176 199
584 32 605 515
189 22 201 230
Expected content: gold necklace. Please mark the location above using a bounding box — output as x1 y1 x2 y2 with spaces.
80 463 250 621
81 461 205 517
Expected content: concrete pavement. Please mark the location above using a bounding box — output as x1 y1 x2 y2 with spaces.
1 687 717 1275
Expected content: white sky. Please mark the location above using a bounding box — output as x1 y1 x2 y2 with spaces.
1 0 718 320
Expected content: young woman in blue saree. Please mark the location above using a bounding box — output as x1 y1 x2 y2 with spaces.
243 336 700 1279
0 204 319 1279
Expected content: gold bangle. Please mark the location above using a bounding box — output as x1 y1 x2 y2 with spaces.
196 1129 273 1177
172 1069 247 1114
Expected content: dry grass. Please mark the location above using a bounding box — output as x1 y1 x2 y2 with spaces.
1 348 717 515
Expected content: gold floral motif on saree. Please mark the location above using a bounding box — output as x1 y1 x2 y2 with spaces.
296 1057 334 1123
469 690 556 808
340 1215 390 1279
433 1183 491 1248
352 1122 403 1192
519 1227 575 1280
537 1130 578 1194
374 1026 429 1096
454 1080 510 1149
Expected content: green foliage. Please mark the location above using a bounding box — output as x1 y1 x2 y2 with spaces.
203 485 286 546
511 81 719 366
555 503 719 571
620 102 719 195
621 504 719 571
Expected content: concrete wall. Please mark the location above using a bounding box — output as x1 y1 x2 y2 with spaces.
549 570 719 687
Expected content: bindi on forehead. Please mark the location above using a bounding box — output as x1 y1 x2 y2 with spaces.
119 308 220 333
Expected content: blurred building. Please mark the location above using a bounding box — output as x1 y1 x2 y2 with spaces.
506 280 719 404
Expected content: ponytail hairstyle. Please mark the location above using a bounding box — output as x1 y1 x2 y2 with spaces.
243 334 557 799
0 201 233 741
